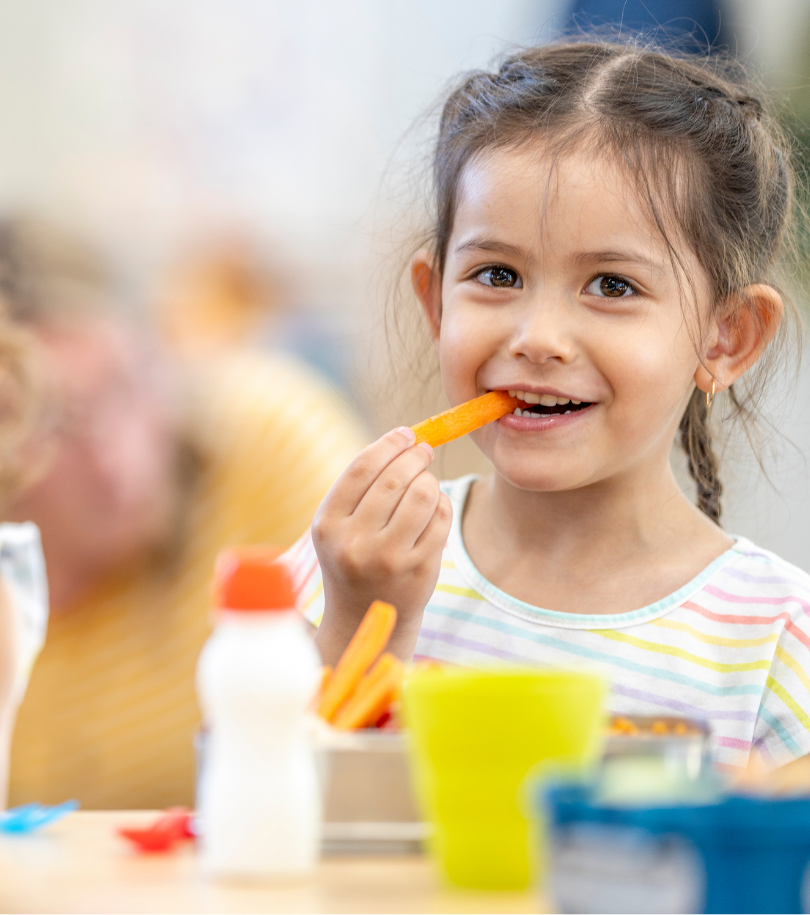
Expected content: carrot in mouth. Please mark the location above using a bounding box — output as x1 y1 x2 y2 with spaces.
411 390 519 448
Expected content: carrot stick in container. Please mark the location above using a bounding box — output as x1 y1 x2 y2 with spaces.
412 391 518 448
320 666 332 692
309 665 332 712
317 600 397 722
332 653 404 730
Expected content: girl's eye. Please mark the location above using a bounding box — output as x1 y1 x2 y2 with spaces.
585 274 636 298
474 266 522 288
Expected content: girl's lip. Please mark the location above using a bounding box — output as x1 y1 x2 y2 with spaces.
498 403 596 432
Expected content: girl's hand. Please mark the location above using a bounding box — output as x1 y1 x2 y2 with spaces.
312 426 453 665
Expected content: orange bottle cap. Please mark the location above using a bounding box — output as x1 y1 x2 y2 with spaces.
213 546 296 611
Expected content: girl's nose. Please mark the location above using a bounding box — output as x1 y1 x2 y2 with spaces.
507 299 576 365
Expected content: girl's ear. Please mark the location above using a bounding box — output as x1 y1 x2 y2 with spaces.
695 284 783 396
411 249 442 342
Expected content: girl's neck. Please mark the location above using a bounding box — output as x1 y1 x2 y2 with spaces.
486 463 694 555
463 460 732 615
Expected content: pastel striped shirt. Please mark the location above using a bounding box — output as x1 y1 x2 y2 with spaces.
288 474 810 771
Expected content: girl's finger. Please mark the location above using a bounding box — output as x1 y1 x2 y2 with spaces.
352 443 435 529
319 427 418 517
382 469 442 549
412 491 453 554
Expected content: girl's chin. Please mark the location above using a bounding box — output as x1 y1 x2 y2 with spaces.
487 460 588 494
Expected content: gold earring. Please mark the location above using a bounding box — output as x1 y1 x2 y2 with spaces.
706 377 716 409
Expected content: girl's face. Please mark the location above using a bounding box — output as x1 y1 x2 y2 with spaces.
433 145 712 493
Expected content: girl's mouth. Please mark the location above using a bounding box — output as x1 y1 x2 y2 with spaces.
508 389 593 416
497 389 595 430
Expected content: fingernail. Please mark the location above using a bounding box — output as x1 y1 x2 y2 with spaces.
417 441 434 460
395 426 415 445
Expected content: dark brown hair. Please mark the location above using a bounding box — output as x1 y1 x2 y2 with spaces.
425 40 799 523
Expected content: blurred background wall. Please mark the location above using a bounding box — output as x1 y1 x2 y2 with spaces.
0 0 806 568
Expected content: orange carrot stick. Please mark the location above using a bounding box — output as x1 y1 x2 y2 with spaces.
320 665 333 692
332 653 404 730
333 651 398 721
317 600 397 721
333 677 400 731
310 665 332 712
344 651 392 699
412 391 518 448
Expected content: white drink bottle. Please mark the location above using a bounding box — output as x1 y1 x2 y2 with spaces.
196 548 322 879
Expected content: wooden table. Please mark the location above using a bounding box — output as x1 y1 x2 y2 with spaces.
0 812 548 914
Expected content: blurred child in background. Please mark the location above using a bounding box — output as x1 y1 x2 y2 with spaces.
1 217 366 809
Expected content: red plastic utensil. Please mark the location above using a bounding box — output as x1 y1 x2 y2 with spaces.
117 807 194 852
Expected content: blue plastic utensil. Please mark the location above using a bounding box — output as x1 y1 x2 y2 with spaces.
0 799 79 834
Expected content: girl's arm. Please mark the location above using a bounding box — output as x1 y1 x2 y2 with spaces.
312 427 452 666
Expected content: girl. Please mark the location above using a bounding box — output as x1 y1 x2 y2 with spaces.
286 41 810 771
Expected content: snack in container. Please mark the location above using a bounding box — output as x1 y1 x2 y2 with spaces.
317 600 397 722
313 603 418 852
332 653 404 730
604 715 712 784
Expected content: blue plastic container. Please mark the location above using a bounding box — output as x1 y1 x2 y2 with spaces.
542 783 810 914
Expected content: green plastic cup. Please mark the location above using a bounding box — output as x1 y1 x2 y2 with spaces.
403 666 605 890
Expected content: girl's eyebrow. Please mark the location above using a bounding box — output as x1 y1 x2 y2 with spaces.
571 249 664 271
454 236 526 258
454 237 668 274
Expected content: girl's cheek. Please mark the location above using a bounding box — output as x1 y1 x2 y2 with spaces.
441 309 488 356
594 332 696 431
439 333 477 390
607 346 695 428
604 315 696 380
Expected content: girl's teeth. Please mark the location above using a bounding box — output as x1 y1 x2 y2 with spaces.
512 406 576 417
510 390 586 406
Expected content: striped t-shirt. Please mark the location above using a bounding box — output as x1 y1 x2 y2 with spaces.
289 474 810 771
